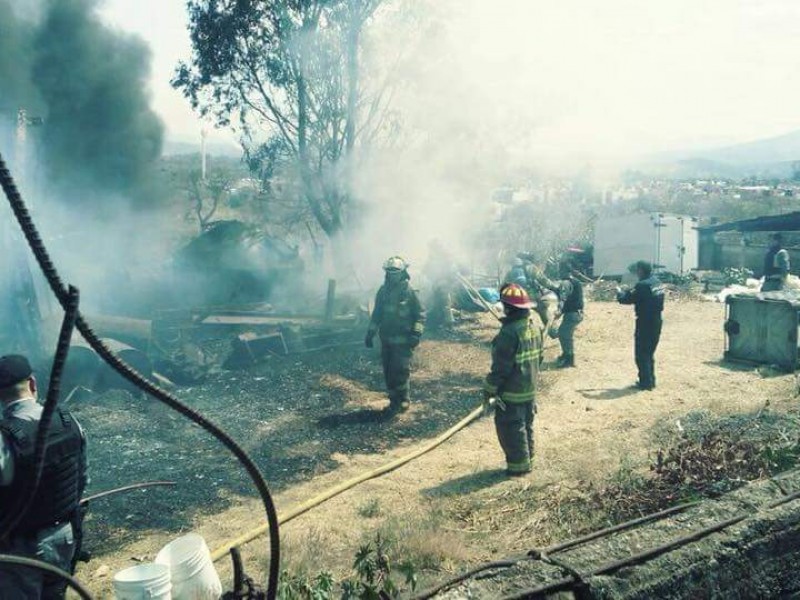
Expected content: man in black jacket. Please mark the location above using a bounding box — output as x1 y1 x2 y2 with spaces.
533 263 584 368
761 233 790 292
617 261 665 391
0 354 88 599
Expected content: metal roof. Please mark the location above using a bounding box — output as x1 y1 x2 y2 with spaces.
699 211 800 233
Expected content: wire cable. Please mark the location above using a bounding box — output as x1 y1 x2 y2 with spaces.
0 285 79 538
0 152 281 599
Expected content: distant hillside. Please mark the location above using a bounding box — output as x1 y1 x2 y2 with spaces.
163 139 242 158
698 130 800 165
638 130 800 179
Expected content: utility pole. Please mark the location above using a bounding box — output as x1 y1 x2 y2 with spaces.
201 127 208 182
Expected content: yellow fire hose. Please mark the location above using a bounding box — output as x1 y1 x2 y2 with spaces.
210 403 487 562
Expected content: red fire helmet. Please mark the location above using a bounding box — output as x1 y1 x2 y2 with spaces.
499 283 534 309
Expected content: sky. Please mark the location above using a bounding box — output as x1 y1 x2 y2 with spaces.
99 0 800 158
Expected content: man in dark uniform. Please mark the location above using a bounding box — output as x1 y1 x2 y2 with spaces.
366 257 426 413
761 233 790 292
533 262 584 368
0 354 88 599
484 283 543 475
617 261 665 391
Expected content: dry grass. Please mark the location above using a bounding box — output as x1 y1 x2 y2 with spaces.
374 512 474 572
76 299 798 596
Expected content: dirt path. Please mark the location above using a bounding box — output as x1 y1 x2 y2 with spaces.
75 299 796 596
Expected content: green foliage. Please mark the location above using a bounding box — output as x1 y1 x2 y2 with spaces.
721 267 755 286
357 498 382 519
174 0 389 239
341 534 416 599
278 534 417 600
278 570 335 600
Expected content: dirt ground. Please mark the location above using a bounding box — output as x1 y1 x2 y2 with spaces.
71 297 797 597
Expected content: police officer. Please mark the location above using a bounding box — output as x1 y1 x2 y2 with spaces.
761 233 790 292
617 261 665 391
534 262 584 368
484 283 543 476
366 257 426 413
0 355 87 599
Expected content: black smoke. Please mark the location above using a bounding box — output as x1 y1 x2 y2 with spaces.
0 0 163 206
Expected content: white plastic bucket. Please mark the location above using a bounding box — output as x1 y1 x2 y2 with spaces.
113 563 172 600
155 533 223 600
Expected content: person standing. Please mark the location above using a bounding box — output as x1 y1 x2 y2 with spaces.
504 257 530 289
617 261 665 391
533 262 584 368
365 257 426 413
423 241 456 331
0 355 88 599
761 233 790 292
484 283 543 476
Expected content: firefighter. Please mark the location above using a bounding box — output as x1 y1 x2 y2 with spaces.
0 354 88 599
617 261 665 391
424 240 456 331
761 233 790 292
533 261 584 368
484 283 543 476
505 257 530 289
365 257 426 413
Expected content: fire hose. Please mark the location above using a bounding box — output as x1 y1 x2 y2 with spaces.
210 403 488 562
0 152 280 599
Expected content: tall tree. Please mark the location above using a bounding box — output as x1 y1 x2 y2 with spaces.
174 0 386 245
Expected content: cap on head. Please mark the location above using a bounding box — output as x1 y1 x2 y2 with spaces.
500 283 534 309
0 355 32 389
383 256 408 272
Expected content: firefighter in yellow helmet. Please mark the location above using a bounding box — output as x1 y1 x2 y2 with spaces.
365 257 426 413
484 283 543 475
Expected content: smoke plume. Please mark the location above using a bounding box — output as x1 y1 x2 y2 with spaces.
0 0 163 206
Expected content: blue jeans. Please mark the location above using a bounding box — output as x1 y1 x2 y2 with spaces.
0 522 75 599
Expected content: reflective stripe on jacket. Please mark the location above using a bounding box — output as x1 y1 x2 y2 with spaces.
484 313 542 404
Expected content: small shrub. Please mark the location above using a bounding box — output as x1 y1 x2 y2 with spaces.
277 570 335 600
278 534 418 599
722 267 755 286
357 498 381 519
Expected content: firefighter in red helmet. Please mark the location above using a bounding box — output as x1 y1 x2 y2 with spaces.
484 283 543 475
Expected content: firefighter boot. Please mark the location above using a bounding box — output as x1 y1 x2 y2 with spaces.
556 354 575 368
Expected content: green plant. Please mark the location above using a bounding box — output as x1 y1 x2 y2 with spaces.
277 570 335 600
278 533 418 599
357 498 382 519
721 267 755 286
341 534 417 599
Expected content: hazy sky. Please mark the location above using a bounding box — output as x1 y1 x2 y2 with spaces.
99 0 800 156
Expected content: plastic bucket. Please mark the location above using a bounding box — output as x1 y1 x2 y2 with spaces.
155 533 222 600
113 563 172 599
